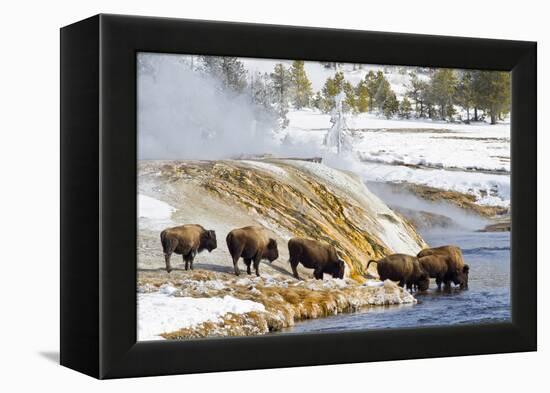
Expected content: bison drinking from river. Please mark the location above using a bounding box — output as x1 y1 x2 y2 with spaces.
417 245 469 289
226 226 279 276
160 224 217 273
367 254 429 291
288 238 346 280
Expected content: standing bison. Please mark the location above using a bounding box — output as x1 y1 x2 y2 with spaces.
226 226 279 276
367 254 429 291
288 238 345 280
417 254 449 290
417 245 469 289
160 224 217 273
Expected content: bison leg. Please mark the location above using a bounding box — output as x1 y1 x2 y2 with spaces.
244 259 252 275
313 267 324 280
253 256 261 277
165 253 173 273
233 258 241 276
188 250 197 270
161 234 177 273
398 279 405 287
231 253 242 276
289 258 301 280
183 254 189 271
435 276 442 291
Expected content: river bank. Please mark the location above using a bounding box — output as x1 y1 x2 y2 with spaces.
138 269 415 340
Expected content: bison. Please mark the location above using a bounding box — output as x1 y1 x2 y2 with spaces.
367 254 429 291
418 254 449 290
226 226 279 276
287 238 346 280
417 245 469 289
160 224 217 273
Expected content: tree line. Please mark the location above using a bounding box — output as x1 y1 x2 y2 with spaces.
193 56 511 126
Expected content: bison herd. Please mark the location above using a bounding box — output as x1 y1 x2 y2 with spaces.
159 224 469 291
160 224 345 279
367 246 470 291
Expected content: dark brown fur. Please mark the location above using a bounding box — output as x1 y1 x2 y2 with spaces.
367 254 429 291
160 224 217 273
417 245 469 289
226 226 279 276
418 254 449 290
287 238 346 280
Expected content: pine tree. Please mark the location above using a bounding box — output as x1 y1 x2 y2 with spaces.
455 71 475 123
355 80 369 113
383 92 399 119
289 60 313 109
471 70 485 121
429 69 457 120
342 81 356 113
270 63 292 128
222 57 247 92
373 71 392 112
399 97 412 119
201 56 247 93
249 71 272 110
472 71 511 124
406 72 429 117
321 71 346 112
364 71 377 111
312 91 323 110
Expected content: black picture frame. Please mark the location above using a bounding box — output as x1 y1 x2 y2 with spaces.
60 14 537 379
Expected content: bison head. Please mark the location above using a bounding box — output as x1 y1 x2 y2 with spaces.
322 259 345 279
458 264 469 289
450 264 469 289
201 229 217 252
265 238 279 262
332 260 346 279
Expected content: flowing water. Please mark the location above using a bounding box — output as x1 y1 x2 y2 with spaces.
280 230 511 333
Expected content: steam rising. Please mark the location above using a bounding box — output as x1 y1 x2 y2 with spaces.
366 181 490 232
138 53 278 160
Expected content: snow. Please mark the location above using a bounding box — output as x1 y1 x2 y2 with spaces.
352 128 509 174
282 109 510 208
241 160 289 178
138 291 266 341
358 162 510 207
138 194 176 231
177 279 227 294
363 280 385 287
159 284 178 296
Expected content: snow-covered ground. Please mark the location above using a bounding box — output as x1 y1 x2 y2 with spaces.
282 110 510 208
138 194 175 231
138 287 265 341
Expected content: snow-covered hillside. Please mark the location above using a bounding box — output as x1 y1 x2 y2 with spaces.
283 110 510 208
